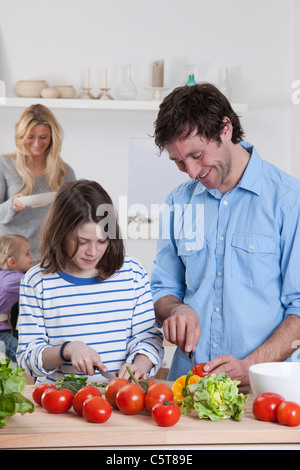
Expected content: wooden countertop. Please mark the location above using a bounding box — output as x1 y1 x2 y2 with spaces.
1 385 300 449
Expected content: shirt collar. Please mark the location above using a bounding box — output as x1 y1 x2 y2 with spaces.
237 141 262 196
199 140 262 198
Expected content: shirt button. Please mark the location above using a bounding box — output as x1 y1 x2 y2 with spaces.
217 271 222 276
212 343 218 348
223 200 228 206
215 307 220 312
219 236 224 241
249 244 254 250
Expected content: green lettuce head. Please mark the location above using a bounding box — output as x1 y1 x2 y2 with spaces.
181 372 248 421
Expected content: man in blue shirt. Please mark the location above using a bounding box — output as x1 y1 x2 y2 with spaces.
151 83 300 385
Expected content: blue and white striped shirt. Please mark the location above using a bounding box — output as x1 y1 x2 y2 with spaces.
17 255 164 383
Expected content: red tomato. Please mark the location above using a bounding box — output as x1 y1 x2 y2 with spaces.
277 401 300 427
41 387 74 414
73 386 102 416
145 383 174 413
191 363 208 377
116 383 145 415
32 383 55 406
151 401 181 427
82 396 112 423
105 378 128 409
252 393 285 422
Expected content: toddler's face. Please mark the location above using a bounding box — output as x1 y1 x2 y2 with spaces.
15 240 33 273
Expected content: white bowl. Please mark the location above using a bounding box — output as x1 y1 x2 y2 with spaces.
15 80 48 97
249 362 300 402
53 85 76 99
18 192 56 208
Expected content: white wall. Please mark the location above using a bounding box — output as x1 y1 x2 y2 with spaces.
292 0 300 177
0 0 297 274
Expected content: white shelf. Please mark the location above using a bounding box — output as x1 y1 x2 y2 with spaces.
0 97 160 111
0 97 248 113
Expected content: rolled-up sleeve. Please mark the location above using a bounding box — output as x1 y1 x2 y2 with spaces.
280 195 300 318
126 263 164 376
17 272 56 377
151 198 186 305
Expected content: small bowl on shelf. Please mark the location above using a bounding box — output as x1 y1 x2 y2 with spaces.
53 85 76 99
249 362 300 402
41 87 60 99
15 80 48 97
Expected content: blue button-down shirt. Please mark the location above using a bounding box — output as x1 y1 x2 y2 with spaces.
151 142 300 379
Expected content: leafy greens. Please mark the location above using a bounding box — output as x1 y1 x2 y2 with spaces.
181 372 249 421
55 374 108 392
0 358 34 427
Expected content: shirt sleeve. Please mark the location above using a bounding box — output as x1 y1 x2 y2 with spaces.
64 163 76 181
125 260 164 376
0 162 17 225
151 198 187 305
280 194 300 318
2 270 24 293
16 271 57 377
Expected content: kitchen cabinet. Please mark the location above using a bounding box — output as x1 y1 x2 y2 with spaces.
1 385 299 450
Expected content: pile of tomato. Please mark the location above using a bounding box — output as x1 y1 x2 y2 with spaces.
252 392 300 427
32 378 181 427
33 362 300 429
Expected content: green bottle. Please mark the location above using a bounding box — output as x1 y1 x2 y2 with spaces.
186 74 197 86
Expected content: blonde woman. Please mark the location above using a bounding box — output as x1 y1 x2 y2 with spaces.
0 104 76 263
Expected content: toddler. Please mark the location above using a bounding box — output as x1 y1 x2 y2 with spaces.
0 234 33 361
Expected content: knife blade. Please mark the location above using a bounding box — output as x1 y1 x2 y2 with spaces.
188 351 195 367
93 366 116 381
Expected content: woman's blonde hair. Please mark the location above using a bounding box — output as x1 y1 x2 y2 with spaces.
9 104 67 195
0 234 28 268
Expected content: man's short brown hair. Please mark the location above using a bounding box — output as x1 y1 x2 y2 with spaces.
154 83 245 152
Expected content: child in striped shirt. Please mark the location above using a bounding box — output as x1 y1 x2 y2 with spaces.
17 179 164 383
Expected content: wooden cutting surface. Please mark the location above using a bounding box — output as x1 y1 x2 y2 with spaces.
1 385 300 449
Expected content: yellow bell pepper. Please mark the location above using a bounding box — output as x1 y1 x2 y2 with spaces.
172 373 200 405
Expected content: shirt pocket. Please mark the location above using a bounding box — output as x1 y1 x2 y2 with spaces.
177 237 207 290
231 233 277 288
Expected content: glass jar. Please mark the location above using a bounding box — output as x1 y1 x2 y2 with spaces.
118 64 138 100
218 67 231 99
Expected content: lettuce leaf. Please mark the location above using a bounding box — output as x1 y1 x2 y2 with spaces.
181 372 248 421
0 358 34 426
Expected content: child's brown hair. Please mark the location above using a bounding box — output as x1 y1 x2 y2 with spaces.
39 179 125 280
